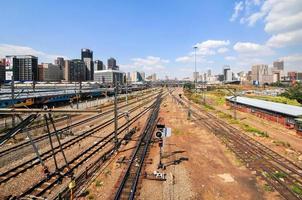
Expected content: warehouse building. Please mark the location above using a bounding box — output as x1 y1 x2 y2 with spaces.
226 96 302 135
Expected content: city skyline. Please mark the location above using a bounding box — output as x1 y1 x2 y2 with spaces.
0 0 301 79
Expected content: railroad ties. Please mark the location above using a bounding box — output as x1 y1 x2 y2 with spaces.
1 90 161 199
114 93 162 200
172 93 302 200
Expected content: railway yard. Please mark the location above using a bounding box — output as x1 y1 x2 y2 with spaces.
0 87 302 200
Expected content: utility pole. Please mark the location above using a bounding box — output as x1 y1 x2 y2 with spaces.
114 75 118 149
194 46 197 94
125 81 130 134
11 74 15 128
233 88 237 120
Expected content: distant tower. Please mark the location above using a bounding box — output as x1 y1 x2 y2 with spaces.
81 48 94 80
107 57 117 70
94 60 104 71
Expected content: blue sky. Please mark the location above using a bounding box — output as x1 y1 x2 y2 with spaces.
0 0 301 79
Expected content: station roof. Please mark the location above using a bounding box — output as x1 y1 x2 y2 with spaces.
226 96 302 117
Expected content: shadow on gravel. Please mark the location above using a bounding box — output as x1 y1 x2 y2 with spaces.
164 157 189 167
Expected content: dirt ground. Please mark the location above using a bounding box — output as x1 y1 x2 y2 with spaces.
138 92 280 200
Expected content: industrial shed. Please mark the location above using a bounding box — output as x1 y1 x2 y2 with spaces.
226 96 302 135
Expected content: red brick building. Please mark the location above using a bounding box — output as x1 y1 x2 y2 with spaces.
226 96 302 136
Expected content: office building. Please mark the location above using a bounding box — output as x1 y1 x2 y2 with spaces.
288 72 302 82
130 71 143 82
94 70 125 85
0 60 5 83
55 57 65 67
38 63 63 82
273 60 284 70
107 57 117 70
151 73 157 81
193 72 199 82
139 72 145 80
207 69 211 77
64 59 86 82
94 60 104 71
251 64 274 84
5 55 38 81
223 65 232 82
81 48 94 80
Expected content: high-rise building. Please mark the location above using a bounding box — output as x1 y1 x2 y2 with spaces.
139 72 145 80
223 65 232 82
193 72 199 82
151 73 157 81
94 60 104 71
0 60 5 83
107 57 117 70
5 55 38 81
251 64 274 84
130 71 143 82
54 57 65 79
38 63 63 82
81 48 94 80
55 57 65 67
207 69 211 77
273 60 284 70
64 59 86 82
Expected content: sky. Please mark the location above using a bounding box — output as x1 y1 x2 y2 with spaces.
0 0 302 79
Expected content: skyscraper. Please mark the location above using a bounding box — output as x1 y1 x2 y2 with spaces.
94 60 104 71
193 72 199 82
5 55 38 81
107 57 117 70
223 65 232 82
64 59 86 82
81 48 94 80
55 57 65 68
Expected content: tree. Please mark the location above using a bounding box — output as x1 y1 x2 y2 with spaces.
281 83 302 104
183 82 194 90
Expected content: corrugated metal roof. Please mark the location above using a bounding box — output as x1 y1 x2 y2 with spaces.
226 96 302 117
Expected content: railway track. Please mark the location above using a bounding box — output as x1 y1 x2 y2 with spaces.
0 93 159 185
0 90 159 157
172 91 302 200
114 93 162 200
16 92 163 200
16 89 154 133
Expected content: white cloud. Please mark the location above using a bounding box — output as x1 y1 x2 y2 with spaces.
175 56 191 63
230 1 244 22
121 56 169 73
235 0 302 48
175 55 206 63
217 47 229 54
0 44 66 63
233 42 274 56
225 56 236 61
176 40 230 63
266 29 302 48
194 40 230 49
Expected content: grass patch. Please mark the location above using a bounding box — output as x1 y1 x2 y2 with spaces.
291 184 302 196
241 124 269 137
95 180 103 187
104 169 111 177
273 171 287 179
263 184 274 192
173 128 182 135
273 140 291 148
